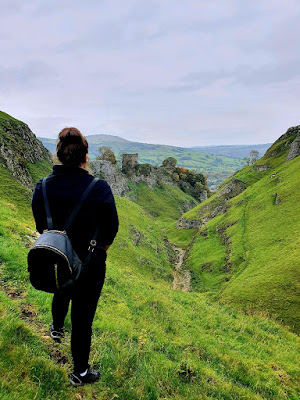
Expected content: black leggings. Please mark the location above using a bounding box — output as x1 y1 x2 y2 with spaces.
52 263 106 373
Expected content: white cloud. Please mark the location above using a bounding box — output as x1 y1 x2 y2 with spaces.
1 0 300 145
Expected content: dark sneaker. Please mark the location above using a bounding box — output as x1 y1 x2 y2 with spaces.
69 366 101 386
49 324 64 341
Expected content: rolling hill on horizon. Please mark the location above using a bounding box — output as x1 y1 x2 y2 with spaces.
38 133 270 158
189 143 272 159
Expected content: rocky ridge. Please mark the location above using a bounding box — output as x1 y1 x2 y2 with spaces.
92 153 209 202
0 111 52 189
176 178 244 229
286 126 300 162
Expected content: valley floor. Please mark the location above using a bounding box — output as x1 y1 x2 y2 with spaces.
172 247 191 292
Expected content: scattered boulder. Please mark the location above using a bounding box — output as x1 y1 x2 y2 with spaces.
273 193 282 205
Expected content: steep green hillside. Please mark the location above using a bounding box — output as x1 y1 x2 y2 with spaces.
127 183 198 222
181 129 300 332
39 135 244 188
0 156 300 399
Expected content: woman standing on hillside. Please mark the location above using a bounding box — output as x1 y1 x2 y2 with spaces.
31 128 118 386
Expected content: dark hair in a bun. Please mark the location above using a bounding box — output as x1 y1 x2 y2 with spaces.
56 127 88 167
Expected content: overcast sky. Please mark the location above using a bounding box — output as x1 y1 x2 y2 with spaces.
1 0 300 146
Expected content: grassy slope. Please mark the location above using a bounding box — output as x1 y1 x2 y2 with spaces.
183 132 298 221
182 133 300 332
126 182 199 251
0 163 300 399
127 182 198 223
26 160 52 184
0 165 68 399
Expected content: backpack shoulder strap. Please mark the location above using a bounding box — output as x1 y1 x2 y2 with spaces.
42 177 53 230
64 178 99 231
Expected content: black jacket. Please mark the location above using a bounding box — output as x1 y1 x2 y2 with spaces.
32 165 119 263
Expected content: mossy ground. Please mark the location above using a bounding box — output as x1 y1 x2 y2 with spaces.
0 160 299 399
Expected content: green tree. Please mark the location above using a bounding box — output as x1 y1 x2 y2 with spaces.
162 157 177 170
97 146 116 164
242 156 251 166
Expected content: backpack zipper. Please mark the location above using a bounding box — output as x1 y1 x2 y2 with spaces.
54 264 60 291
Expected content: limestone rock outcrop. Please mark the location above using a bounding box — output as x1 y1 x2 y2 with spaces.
176 218 202 230
287 132 300 162
0 112 52 189
92 153 209 203
92 160 129 196
266 125 300 160
176 179 245 229
276 125 300 143
216 179 247 201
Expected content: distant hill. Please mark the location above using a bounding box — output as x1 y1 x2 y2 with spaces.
38 135 245 189
189 143 272 159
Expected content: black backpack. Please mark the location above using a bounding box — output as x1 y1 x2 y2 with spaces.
28 177 99 293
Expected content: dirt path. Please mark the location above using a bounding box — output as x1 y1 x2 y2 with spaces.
1 284 70 366
172 247 191 292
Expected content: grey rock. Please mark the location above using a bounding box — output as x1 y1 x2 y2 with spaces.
254 165 269 172
176 179 243 230
176 218 202 230
286 133 300 162
276 125 300 142
216 179 247 200
92 160 129 196
199 190 208 202
0 120 52 189
273 193 282 205
92 153 208 205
